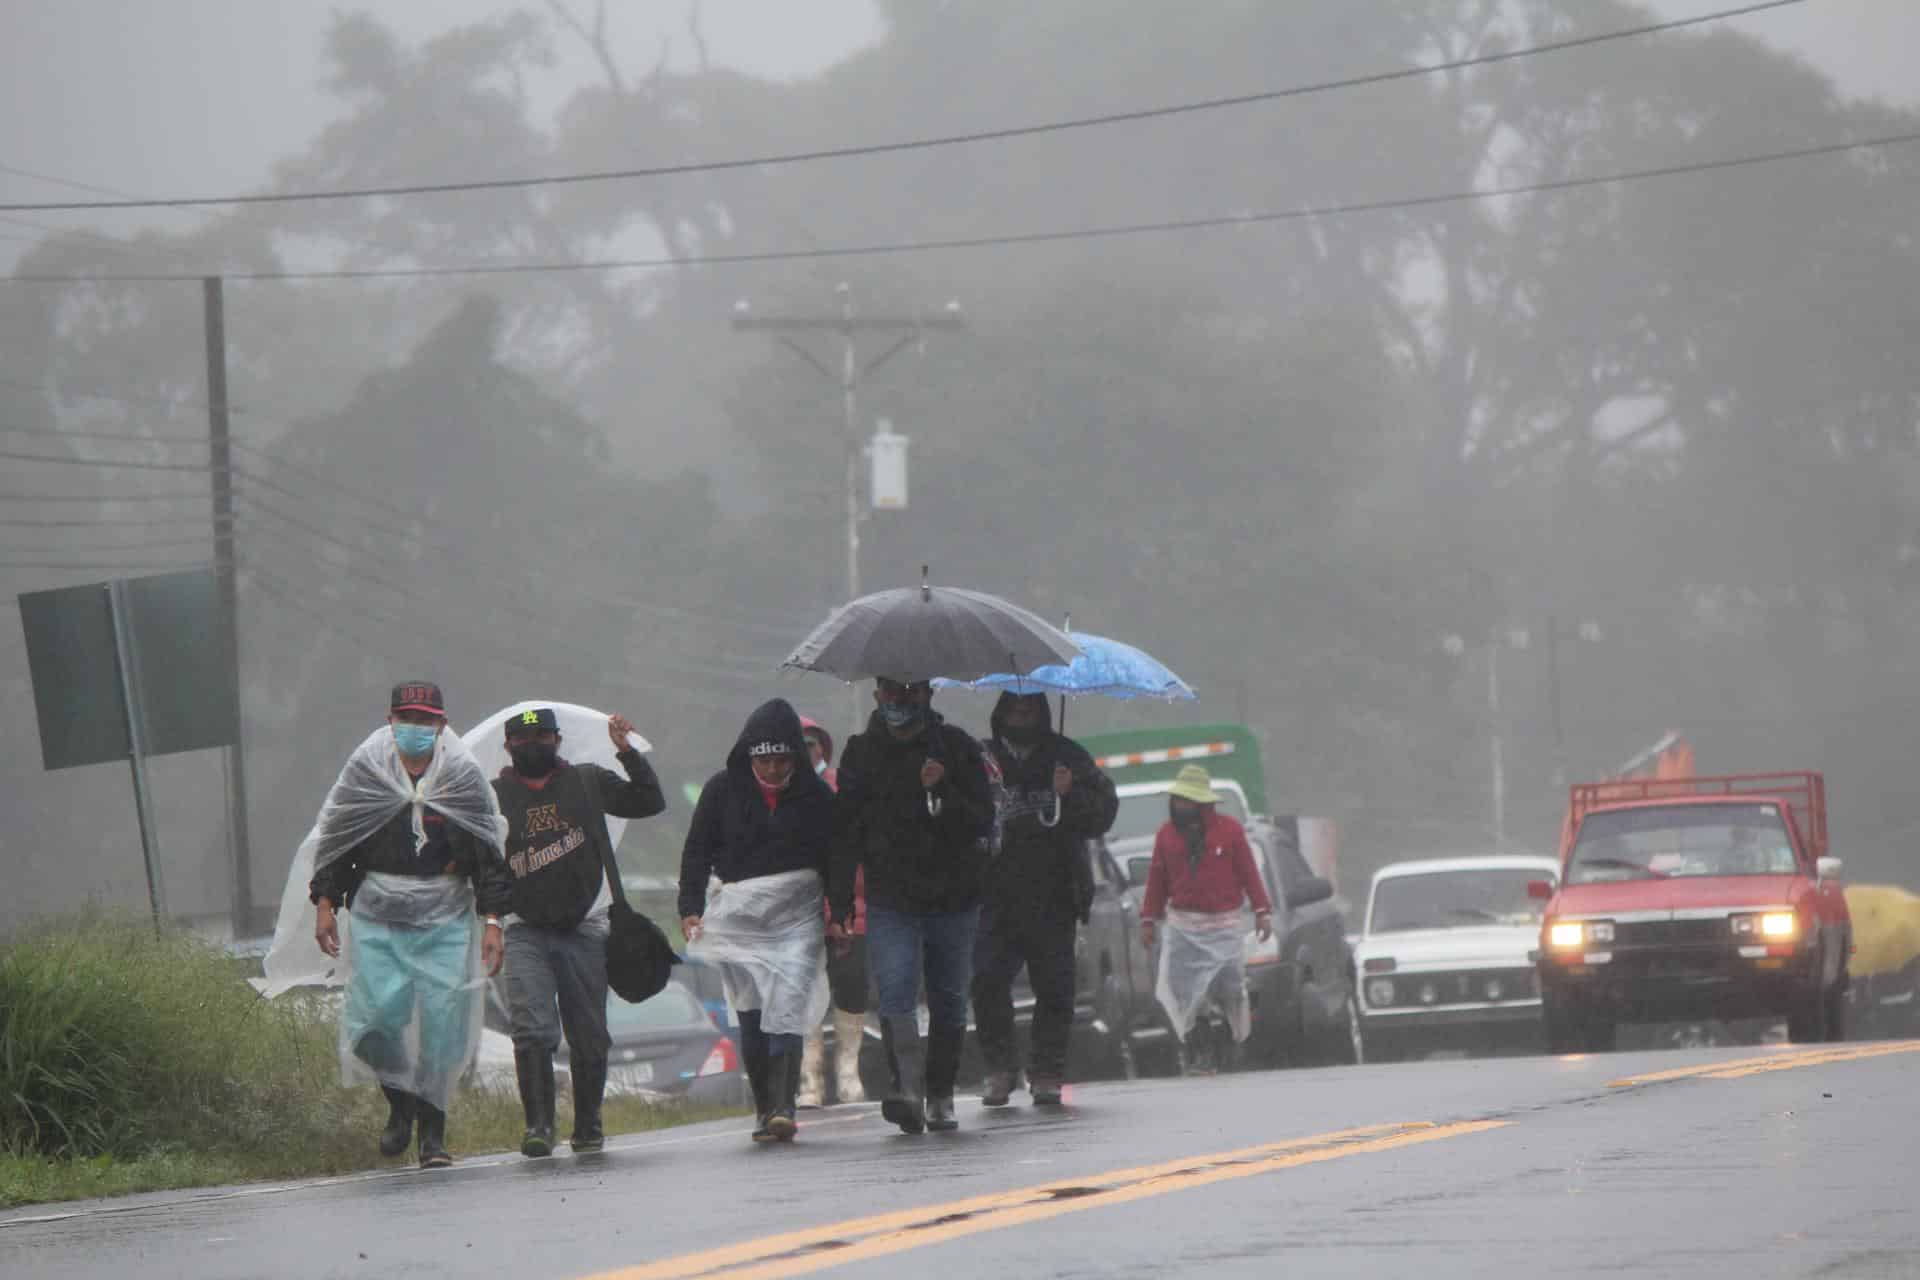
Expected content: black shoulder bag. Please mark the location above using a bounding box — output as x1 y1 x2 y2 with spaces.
595 817 680 1004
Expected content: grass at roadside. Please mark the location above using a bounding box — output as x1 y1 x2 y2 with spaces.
0 914 744 1209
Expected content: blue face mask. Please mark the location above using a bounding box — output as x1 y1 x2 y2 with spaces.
878 701 923 729
392 723 439 757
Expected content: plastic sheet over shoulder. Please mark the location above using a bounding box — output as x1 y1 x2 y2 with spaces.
262 727 506 999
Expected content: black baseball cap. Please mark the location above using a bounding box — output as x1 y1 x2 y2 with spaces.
390 681 445 716
505 706 560 736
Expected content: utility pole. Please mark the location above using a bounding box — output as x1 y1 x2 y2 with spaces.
732 284 964 734
203 276 255 937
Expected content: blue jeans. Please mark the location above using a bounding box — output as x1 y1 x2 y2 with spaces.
866 905 980 1030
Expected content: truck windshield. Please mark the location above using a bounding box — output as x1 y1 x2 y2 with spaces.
1110 788 1251 843
1567 804 1797 884
1369 869 1549 934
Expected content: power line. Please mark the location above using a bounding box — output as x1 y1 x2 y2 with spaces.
0 420 216 446
0 531 217 555
0 445 225 474
241 560 751 712
232 497 775 684
0 555 205 573
0 2 1806 214
9 124 1915 286
0 512 227 529
0 489 210 504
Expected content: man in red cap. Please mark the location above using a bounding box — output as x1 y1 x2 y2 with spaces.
308 681 511 1168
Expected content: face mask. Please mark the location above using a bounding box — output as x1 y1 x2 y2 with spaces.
815 759 829 776
1002 721 1041 746
878 702 923 729
393 723 438 757
510 743 559 777
1170 803 1204 829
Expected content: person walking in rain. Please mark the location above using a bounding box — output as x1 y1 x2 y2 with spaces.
679 699 834 1142
492 707 665 1157
282 681 510 1169
831 678 994 1134
794 717 869 1109
1139 765 1274 1074
973 692 1118 1106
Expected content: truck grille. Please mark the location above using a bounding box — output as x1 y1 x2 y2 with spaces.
1614 918 1726 947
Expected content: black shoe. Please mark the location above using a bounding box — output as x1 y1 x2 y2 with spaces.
416 1102 452 1169
926 1095 959 1132
1029 1075 1064 1106
514 1048 556 1158
378 1086 416 1158
881 1097 927 1135
570 1056 607 1153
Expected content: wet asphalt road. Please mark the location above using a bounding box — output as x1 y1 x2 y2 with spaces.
5 1040 1917 1280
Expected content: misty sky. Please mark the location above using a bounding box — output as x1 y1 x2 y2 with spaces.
1 0 1914 252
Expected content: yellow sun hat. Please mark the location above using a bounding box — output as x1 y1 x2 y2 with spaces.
1166 764 1222 805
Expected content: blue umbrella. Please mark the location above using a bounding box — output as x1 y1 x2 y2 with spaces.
935 631 1195 828
933 632 1196 702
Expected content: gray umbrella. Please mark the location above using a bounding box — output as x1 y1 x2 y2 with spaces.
782 581 1080 684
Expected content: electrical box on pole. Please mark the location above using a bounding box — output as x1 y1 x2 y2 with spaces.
870 419 909 510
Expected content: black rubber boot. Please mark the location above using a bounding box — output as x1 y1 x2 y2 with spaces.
741 1014 774 1143
416 1101 451 1168
570 1056 607 1153
925 1020 966 1131
766 1048 799 1143
378 1086 416 1158
514 1048 555 1157
880 1015 927 1135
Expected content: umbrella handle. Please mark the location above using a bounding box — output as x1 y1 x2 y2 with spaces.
926 790 943 817
1038 793 1062 828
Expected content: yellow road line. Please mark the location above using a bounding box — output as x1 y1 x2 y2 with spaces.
582 1120 1506 1280
1607 1039 1920 1088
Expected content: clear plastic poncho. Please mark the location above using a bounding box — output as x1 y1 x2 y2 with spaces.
261 725 509 1108
689 868 830 1037
1154 907 1254 1044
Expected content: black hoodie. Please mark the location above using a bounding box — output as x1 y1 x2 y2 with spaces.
830 705 994 920
678 699 835 920
984 693 1119 923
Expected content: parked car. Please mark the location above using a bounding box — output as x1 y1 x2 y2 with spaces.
476 976 748 1107
1352 855 1559 1062
1082 779 1356 1074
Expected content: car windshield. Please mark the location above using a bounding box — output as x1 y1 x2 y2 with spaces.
1368 869 1551 933
1110 787 1251 843
606 983 709 1035
1567 804 1797 884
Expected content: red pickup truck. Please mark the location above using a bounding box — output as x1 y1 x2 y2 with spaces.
1535 773 1851 1053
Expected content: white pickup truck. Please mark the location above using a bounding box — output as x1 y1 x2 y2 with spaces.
1352 855 1559 1062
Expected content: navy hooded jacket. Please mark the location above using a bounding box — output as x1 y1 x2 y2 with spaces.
678 698 834 920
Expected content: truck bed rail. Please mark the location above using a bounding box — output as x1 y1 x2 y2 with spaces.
1564 772 1827 862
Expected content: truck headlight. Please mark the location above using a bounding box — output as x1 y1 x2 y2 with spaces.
1548 920 1612 950
1733 912 1798 941
1366 979 1396 1008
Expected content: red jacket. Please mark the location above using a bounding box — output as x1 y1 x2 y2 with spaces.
1141 813 1273 919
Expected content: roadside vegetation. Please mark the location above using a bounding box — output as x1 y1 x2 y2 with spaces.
0 914 739 1208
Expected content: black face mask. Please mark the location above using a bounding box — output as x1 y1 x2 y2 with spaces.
510 743 559 778
1170 802 1204 830
1002 721 1042 746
